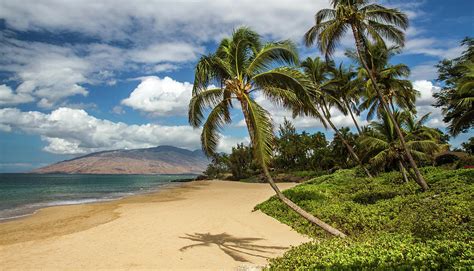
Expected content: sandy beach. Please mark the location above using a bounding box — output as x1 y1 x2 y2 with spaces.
0 180 311 270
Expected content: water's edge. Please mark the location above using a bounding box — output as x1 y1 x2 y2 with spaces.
0 175 196 222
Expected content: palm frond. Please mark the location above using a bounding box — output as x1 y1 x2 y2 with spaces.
318 20 349 58
200 100 232 157
365 20 405 47
243 96 274 167
362 5 409 30
247 41 299 75
188 88 226 127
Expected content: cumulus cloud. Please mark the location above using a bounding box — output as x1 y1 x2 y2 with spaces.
0 39 90 108
0 37 203 108
121 76 193 116
0 107 242 154
413 80 444 127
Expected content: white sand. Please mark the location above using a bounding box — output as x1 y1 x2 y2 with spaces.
0 181 311 270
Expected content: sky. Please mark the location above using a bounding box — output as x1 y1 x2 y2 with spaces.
0 0 473 172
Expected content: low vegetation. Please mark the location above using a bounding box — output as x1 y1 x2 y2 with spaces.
255 168 473 269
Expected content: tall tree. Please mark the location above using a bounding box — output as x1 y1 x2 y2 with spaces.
227 143 258 180
304 0 429 190
332 64 364 134
346 41 418 120
301 57 373 177
189 27 346 237
274 118 302 170
435 37 474 136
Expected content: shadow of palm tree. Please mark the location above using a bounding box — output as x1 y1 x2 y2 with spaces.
179 232 288 262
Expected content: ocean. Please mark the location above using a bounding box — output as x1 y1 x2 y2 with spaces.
0 173 196 221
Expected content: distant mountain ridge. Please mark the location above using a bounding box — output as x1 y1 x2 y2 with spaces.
33 145 209 174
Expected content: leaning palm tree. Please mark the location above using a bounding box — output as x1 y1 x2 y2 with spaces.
189 27 346 237
360 111 440 183
304 0 429 190
301 57 373 177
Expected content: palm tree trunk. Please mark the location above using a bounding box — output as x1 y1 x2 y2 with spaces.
350 25 429 191
262 166 346 237
344 99 362 134
398 160 409 183
401 159 417 182
322 103 373 178
241 99 346 238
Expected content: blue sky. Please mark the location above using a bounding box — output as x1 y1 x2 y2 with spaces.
0 0 473 172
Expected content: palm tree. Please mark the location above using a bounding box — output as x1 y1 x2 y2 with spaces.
301 57 373 177
304 0 429 190
435 38 474 136
404 113 441 141
360 111 440 182
332 64 364 133
346 42 418 121
446 61 474 135
189 27 346 237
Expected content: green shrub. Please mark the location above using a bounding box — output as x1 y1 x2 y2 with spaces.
267 234 473 270
256 168 474 269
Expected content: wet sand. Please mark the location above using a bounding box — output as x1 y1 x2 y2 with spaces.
0 180 311 270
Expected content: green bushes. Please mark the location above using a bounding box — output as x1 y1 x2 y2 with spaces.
267 234 473 270
256 168 474 270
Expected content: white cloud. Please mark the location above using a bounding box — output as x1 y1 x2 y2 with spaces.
129 43 204 64
0 107 242 154
152 63 179 73
111 105 125 115
0 37 204 108
404 38 464 59
410 63 438 81
413 80 444 127
121 76 193 116
0 84 34 105
0 1 330 42
0 39 90 108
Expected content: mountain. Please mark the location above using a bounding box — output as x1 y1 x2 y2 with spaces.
32 146 209 174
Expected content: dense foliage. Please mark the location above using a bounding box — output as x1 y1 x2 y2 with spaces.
204 116 456 181
435 37 474 135
255 168 474 269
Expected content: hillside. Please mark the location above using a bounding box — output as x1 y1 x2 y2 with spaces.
32 146 209 174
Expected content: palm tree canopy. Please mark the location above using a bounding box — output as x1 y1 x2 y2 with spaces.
346 41 418 120
359 110 441 169
434 38 474 136
301 57 348 118
304 0 408 58
189 27 315 167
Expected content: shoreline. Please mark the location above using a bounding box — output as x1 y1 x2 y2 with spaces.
0 176 193 223
0 181 196 245
0 180 311 270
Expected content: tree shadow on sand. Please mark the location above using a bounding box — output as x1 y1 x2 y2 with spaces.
179 232 288 262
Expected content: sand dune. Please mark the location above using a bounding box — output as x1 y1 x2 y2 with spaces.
0 181 311 270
